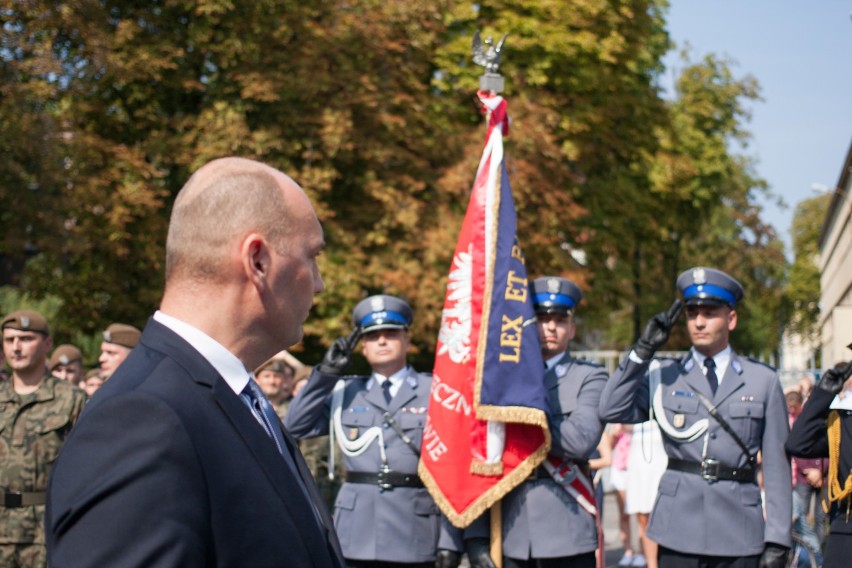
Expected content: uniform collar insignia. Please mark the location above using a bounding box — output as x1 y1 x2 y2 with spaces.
732 358 743 374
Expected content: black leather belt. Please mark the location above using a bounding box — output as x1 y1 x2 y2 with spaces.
1 491 46 507
346 470 424 490
528 461 590 481
667 458 755 483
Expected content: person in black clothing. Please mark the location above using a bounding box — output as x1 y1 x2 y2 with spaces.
786 352 852 567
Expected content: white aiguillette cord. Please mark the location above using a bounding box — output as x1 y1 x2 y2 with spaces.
328 379 387 480
650 359 709 443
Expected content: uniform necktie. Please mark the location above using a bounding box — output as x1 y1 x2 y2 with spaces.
382 379 393 403
705 357 718 395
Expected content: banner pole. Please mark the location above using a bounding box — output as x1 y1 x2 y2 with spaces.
490 502 502 568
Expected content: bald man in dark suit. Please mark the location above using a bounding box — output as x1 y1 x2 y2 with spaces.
46 157 343 567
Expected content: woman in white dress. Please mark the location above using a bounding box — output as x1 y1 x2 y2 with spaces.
625 420 668 568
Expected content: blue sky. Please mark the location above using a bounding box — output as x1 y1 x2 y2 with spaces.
662 1 852 257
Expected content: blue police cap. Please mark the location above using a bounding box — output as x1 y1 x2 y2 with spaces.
352 294 413 332
676 267 743 308
531 277 582 315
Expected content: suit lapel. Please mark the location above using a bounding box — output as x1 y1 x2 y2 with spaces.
713 353 745 405
211 369 336 568
282 427 344 565
363 379 388 410
388 369 418 413
682 358 715 400
545 352 571 391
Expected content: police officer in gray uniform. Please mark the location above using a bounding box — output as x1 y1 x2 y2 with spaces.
285 295 439 568
500 277 607 568
599 267 791 568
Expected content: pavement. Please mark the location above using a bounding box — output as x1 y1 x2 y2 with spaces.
602 490 639 568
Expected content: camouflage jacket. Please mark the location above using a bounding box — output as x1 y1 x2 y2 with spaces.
0 375 86 543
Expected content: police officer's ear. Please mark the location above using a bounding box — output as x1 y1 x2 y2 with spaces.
726 308 738 332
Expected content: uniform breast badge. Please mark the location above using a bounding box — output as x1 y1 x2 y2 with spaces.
673 414 686 428
348 428 359 441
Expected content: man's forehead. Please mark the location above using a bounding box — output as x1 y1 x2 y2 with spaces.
686 304 729 315
3 328 43 339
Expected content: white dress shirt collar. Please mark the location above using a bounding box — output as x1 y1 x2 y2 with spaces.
153 310 250 395
369 366 413 398
691 345 732 384
545 352 566 370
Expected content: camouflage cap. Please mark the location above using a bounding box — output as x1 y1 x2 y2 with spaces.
102 323 141 348
1 309 50 335
49 344 83 370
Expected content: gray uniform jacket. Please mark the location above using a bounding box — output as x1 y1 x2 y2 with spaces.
598 351 792 556
285 366 440 563
501 352 607 560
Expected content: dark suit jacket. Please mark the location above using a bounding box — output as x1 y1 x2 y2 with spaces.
46 318 344 567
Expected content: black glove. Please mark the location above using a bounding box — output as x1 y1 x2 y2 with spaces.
465 538 496 568
758 542 789 568
817 360 852 396
435 549 461 568
318 327 360 375
634 299 683 360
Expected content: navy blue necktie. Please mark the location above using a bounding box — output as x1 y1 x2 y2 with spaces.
241 380 300 475
705 358 718 396
242 379 329 535
382 379 393 404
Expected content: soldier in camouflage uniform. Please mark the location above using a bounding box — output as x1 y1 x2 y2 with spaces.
254 351 297 420
0 310 86 567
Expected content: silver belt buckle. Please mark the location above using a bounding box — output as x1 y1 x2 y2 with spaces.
377 465 393 491
700 458 720 482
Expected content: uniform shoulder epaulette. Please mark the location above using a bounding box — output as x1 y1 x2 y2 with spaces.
574 357 604 369
655 355 682 363
744 357 776 372
340 374 369 383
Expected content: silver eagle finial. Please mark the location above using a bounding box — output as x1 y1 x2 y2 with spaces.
472 31 508 74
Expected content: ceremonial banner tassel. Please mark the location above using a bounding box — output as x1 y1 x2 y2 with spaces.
418 91 551 529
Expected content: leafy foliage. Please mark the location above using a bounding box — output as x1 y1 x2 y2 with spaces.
0 0 788 367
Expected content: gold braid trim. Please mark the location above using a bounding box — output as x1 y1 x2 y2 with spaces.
824 410 852 514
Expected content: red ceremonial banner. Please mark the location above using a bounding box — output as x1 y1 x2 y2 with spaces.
418 93 551 528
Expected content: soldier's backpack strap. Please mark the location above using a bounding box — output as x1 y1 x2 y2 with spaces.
694 391 756 466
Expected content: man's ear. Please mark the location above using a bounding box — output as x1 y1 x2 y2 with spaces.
727 308 738 332
242 234 271 289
